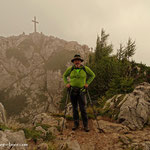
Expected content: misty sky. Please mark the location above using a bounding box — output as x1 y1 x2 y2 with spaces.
0 0 150 65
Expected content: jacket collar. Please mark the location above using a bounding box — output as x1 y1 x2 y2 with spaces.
73 64 83 69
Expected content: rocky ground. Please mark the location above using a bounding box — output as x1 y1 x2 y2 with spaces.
52 119 150 150
1 82 150 149
25 117 150 150
1 112 150 150
58 119 120 150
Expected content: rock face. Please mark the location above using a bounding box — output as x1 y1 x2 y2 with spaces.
92 120 129 133
0 32 90 121
118 127 150 150
32 113 66 130
65 103 73 116
0 103 6 124
0 130 27 150
103 82 150 130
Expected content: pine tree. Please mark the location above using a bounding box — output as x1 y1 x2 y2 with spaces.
95 29 113 63
117 44 124 60
124 38 136 61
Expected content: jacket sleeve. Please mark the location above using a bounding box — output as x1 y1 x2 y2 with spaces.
85 66 96 85
63 66 72 85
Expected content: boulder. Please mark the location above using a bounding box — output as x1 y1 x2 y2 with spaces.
32 113 66 131
92 120 129 133
32 113 58 126
0 103 7 124
103 82 150 130
0 130 27 150
35 126 47 136
119 134 150 150
118 82 150 130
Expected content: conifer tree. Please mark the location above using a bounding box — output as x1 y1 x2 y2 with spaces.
124 38 136 61
95 29 113 63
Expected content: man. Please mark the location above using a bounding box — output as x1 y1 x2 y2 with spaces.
63 54 95 132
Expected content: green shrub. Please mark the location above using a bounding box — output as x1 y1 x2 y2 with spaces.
23 128 42 139
34 123 51 131
0 124 11 131
106 77 134 99
42 132 55 141
21 127 55 142
54 125 61 132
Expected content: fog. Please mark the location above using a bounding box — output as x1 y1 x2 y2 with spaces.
0 0 150 65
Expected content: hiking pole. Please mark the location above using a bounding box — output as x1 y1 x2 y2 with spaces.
85 87 105 133
60 87 71 135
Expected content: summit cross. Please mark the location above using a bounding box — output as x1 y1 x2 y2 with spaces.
32 16 39 33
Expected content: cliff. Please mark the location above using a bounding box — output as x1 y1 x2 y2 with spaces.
0 32 90 121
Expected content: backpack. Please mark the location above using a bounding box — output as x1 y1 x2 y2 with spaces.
69 64 88 75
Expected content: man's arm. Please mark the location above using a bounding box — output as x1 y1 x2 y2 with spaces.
63 66 72 85
85 66 96 85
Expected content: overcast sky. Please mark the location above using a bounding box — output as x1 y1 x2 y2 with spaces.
0 0 150 65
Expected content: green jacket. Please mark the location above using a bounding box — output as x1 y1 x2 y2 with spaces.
63 65 95 88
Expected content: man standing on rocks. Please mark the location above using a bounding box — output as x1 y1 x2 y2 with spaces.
63 54 95 132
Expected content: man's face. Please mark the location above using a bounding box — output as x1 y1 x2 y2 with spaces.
73 59 81 66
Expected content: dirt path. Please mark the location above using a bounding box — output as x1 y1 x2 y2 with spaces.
59 119 120 150
26 118 150 150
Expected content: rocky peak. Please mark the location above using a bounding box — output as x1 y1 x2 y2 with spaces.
0 33 90 121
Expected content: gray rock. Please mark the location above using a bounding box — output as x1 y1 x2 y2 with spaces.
131 142 150 150
118 82 150 130
57 139 81 150
65 103 73 116
48 126 59 135
118 135 131 145
35 126 47 136
67 140 81 150
0 103 7 124
32 113 58 126
103 82 150 130
37 143 48 150
92 120 129 133
0 130 27 150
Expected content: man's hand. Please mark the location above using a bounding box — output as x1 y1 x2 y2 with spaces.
84 83 88 88
66 83 71 88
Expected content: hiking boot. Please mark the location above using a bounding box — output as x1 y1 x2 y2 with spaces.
84 126 90 132
72 124 79 131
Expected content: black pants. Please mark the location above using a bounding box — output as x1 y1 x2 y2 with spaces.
70 87 88 127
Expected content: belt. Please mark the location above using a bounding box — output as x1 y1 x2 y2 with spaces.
70 86 86 93
71 86 84 90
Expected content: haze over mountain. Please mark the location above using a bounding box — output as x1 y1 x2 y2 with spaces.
0 32 90 120
0 0 150 65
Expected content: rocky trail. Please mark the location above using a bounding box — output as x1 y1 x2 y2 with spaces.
27 118 122 150
54 119 150 150
24 113 150 150
2 114 150 150
2 82 150 149
59 119 120 150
